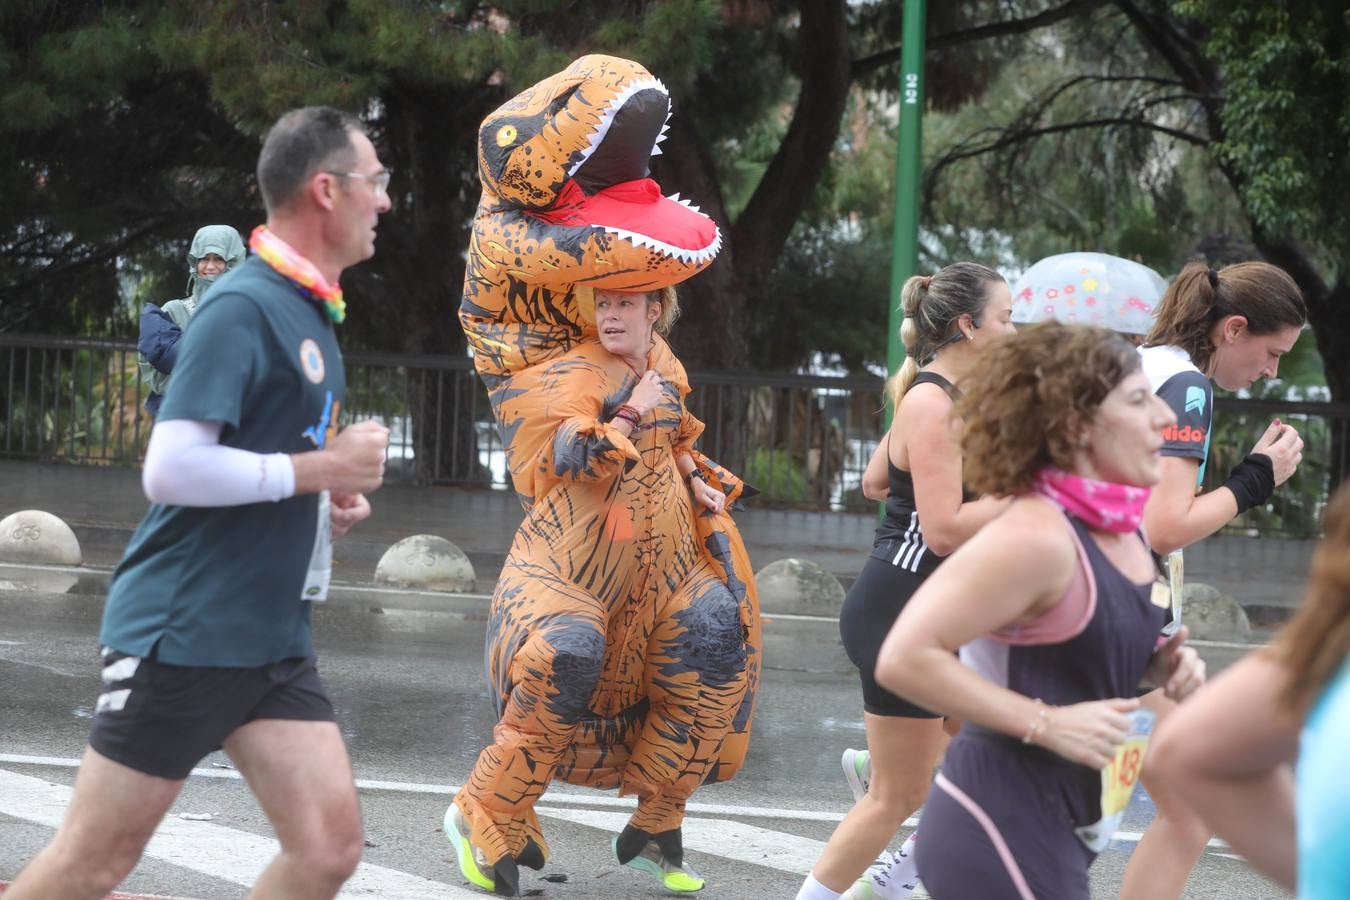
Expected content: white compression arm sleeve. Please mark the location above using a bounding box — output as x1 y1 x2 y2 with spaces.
143 419 296 506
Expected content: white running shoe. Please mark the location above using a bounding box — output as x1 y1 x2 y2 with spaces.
841 747 872 802
842 847 920 900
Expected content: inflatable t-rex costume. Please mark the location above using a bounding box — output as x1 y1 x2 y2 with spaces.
450 55 762 894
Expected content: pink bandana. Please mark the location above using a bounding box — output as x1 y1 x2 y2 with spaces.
249 225 346 324
1033 468 1150 533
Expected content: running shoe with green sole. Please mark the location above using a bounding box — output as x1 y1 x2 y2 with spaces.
443 804 504 894
842 747 872 801
611 834 705 893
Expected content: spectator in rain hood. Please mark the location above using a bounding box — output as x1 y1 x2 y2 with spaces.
137 224 246 414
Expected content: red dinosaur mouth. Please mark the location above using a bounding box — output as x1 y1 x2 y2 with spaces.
530 178 721 264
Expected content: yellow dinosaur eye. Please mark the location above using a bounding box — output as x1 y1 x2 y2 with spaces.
495 125 517 148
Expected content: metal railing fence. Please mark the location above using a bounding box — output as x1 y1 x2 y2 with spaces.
2 334 1347 529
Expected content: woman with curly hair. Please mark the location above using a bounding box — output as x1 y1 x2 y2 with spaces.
1146 480 1350 896
875 323 1207 899
797 262 1014 900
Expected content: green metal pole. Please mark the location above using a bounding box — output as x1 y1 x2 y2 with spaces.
878 0 925 520
885 0 926 414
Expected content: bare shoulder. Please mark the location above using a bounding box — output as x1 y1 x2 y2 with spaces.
897 380 956 429
971 496 1077 570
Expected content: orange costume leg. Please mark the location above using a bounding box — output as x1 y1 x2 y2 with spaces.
620 560 750 834
454 566 607 867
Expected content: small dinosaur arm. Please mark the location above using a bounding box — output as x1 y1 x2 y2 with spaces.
459 54 722 381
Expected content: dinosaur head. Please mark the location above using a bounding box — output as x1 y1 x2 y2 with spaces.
475 54 720 287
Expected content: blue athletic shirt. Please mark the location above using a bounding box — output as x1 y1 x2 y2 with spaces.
1139 344 1212 487
100 256 345 667
1298 659 1350 898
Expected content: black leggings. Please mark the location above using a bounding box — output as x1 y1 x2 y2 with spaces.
838 552 940 718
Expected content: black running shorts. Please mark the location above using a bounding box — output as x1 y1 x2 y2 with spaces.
839 552 941 718
88 647 335 779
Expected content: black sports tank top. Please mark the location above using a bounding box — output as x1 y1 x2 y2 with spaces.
873 371 975 576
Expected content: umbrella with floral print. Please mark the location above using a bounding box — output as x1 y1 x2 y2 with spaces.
1011 251 1168 335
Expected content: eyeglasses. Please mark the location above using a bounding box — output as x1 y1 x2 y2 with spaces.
325 168 392 193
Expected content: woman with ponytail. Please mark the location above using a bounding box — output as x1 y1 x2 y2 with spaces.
1122 260 1307 900
798 263 1014 900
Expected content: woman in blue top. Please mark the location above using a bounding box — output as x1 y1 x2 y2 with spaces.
1150 481 1350 897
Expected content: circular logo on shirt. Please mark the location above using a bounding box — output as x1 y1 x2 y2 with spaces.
299 339 325 384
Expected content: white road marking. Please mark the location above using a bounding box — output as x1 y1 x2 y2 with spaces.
0 768 480 899
0 754 849 823
536 805 828 875
0 754 1234 850
537 806 942 899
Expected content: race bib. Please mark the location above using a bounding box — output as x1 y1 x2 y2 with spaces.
1075 707 1156 852
1166 550 1184 617
301 490 332 603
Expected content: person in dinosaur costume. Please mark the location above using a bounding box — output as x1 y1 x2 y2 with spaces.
448 55 762 897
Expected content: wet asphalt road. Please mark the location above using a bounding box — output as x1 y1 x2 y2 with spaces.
0 583 1288 899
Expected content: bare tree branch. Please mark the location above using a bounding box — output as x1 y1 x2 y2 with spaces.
851 0 1110 81
1110 0 1222 135
927 116 1209 188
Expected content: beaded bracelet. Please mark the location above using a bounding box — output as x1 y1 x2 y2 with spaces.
614 405 642 427
1021 698 1050 745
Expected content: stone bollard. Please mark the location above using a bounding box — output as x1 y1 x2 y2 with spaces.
375 534 476 593
755 557 845 616
1181 581 1252 643
0 510 83 566
755 557 853 673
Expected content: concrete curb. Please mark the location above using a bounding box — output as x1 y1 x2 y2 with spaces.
0 561 1296 636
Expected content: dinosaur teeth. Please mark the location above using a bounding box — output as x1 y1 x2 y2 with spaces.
600 223 722 264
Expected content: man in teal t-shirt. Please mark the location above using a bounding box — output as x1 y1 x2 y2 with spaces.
106 252 350 666
7 107 392 900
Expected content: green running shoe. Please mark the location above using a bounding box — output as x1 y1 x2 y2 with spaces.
443 804 511 895
611 833 705 893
